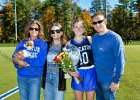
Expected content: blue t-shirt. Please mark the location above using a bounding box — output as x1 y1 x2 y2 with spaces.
92 30 126 83
12 38 47 78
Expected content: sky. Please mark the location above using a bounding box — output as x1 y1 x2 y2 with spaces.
0 0 5 9
76 0 119 10
0 0 119 10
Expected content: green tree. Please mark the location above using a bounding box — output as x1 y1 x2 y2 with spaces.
134 0 140 39
90 0 111 18
10 0 31 41
26 0 43 19
111 5 136 44
90 0 102 14
62 0 82 39
61 0 72 39
136 0 140 17
116 0 140 41
41 0 82 39
1 3 14 42
11 0 44 41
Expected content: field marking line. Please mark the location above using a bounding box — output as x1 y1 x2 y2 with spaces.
0 86 19 100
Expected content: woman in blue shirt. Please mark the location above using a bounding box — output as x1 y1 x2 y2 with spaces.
12 20 47 100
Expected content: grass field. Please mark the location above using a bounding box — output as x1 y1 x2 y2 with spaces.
0 45 140 100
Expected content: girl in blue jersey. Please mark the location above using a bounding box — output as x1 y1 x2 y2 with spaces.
68 18 97 100
12 20 47 100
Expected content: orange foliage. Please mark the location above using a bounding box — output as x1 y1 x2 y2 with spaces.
82 10 93 28
43 6 55 22
81 10 94 36
3 4 14 19
5 4 13 10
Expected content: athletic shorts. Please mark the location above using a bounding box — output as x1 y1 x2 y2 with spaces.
71 67 97 92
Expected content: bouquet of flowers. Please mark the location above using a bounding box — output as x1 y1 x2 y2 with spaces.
53 44 83 84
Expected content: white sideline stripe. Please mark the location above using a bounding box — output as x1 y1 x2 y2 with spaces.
1 90 19 100
0 86 19 100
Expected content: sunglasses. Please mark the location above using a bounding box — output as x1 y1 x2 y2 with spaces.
92 19 105 25
29 27 39 31
51 29 62 34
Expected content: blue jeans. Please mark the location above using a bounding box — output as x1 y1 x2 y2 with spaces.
96 82 116 100
17 76 41 100
44 72 64 100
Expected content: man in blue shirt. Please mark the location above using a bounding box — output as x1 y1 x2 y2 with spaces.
92 12 126 100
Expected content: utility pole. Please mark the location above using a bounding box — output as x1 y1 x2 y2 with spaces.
105 0 107 18
123 0 125 24
14 0 17 41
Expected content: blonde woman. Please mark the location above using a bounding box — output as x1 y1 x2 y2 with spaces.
12 20 47 100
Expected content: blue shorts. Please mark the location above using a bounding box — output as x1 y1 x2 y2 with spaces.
71 67 97 92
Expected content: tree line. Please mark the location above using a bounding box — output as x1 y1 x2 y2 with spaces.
0 0 140 44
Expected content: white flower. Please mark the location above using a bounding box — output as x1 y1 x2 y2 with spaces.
63 44 80 66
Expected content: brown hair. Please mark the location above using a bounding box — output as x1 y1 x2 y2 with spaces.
73 17 84 28
49 22 67 45
24 19 44 38
71 18 85 38
92 12 106 19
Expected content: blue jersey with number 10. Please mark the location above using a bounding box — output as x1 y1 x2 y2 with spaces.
70 37 94 68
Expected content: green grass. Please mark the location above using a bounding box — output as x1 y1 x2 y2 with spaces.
0 43 17 47
116 45 140 100
0 40 140 47
128 40 140 45
0 45 140 100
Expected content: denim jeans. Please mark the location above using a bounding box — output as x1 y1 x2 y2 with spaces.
96 82 116 100
44 72 64 100
17 76 41 100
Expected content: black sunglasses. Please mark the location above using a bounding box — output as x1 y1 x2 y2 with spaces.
51 29 62 34
92 19 105 25
29 27 39 31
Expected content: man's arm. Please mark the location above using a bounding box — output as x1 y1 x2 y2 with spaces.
112 35 126 83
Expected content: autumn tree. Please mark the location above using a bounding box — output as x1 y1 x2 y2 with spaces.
81 10 95 36
41 0 82 39
41 6 55 39
42 0 63 22
1 3 14 42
